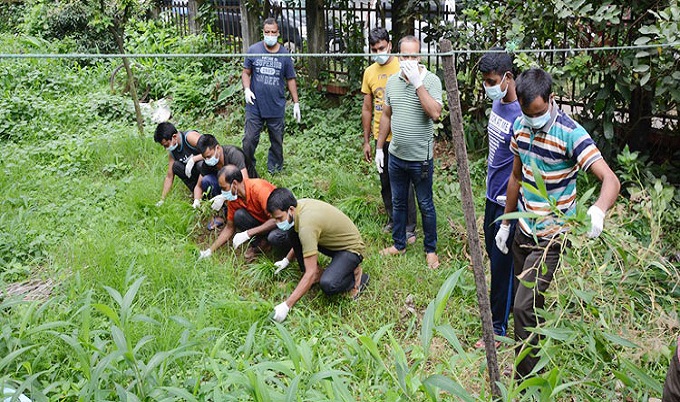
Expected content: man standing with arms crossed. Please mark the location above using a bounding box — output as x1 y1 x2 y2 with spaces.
376 36 443 269
242 17 301 175
361 27 417 243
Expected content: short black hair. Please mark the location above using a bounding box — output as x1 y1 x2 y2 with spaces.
266 188 297 214
197 134 219 153
515 68 552 106
218 164 243 184
479 47 515 76
154 122 177 144
398 35 420 52
368 27 390 46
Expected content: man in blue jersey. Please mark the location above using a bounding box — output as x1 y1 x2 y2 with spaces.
153 122 204 206
242 18 301 174
496 68 620 379
475 48 522 349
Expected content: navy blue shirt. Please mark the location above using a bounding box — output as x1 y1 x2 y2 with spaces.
486 99 522 205
244 42 296 119
170 130 201 164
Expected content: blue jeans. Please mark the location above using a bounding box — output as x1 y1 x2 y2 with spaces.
483 199 516 336
242 111 285 174
388 154 437 253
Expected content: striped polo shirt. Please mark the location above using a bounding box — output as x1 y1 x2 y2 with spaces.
384 67 443 161
510 101 602 238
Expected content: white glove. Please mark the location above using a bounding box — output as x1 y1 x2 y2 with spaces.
586 205 605 238
401 60 423 89
495 223 511 254
375 148 384 174
210 195 226 211
274 257 290 274
185 157 195 178
233 231 251 248
293 102 301 123
244 87 256 105
192 199 201 209
156 199 164 207
273 301 290 322
199 248 212 260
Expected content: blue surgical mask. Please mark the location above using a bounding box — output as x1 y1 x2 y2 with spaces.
276 212 294 231
166 142 178 152
222 187 237 202
264 35 278 47
484 74 508 101
372 51 389 65
523 107 552 130
205 155 219 166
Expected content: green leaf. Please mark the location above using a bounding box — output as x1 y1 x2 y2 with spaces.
421 301 436 356
422 375 475 402
640 72 651 86
275 322 301 371
531 327 574 341
602 332 639 348
93 303 121 326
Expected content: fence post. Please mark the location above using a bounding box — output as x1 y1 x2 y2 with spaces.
439 38 502 399
187 0 202 34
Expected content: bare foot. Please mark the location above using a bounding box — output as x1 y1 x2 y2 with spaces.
426 252 440 269
380 246 406 256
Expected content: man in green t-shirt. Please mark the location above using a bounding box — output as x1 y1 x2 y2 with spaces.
266 188 369 322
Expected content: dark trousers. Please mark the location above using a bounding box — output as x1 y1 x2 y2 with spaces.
663 340 680 401
270 229 363 295
172 160 202 192
512 229 566 379
200 174 220 199
388 154 437 253
243 111 285 174
484 199 516 336
233 209 287 250
378 141 416 235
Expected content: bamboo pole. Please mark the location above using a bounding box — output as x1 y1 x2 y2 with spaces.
439 39 501 398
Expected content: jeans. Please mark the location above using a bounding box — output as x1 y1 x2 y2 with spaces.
243 111 285 174
378 141 416 236
172 159 203 192
270 229 363 295
233 209 287 251
200 174 220 199
388 154 437 253
512 229 567 379
483 199 516 336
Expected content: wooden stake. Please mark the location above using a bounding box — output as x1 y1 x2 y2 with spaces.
439 39 501 398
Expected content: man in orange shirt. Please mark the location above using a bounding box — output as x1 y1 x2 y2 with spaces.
198 164 286 262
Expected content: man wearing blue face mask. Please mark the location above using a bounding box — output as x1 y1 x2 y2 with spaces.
198 165 285 262
265 188 368 322
497 68 620 379
361 27 418 244
473 48 523 349
193 135 258 229
242 18 300 175
153 122 204 207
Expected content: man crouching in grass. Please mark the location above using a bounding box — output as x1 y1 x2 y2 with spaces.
266 188 369 322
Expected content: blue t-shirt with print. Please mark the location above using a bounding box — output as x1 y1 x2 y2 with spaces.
486 99 522 205
244 42 296 119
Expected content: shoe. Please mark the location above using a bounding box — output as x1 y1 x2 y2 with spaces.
407 232 416 245
426 252 440 269
382 223 393 233
207 217 224 231
380 246 405 256
352 273 370 300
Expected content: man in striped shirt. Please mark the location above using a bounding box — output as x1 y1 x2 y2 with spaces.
496 68 620 379
375 36 443 269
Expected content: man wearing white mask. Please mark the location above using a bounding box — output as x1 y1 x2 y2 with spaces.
473 48 523 349
496 68 620 379
198 165 286 262
265 188 368 323
376 36 443 269
242 17 300 175
361 27 417 244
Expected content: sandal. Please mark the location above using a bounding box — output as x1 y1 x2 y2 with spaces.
352 273 370 300
207 217 224 231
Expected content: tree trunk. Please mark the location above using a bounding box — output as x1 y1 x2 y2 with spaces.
113 26 144 137
626 86 653 152
241 1 261 51
391 0 414 43
439 39 501 399
306 0 325 81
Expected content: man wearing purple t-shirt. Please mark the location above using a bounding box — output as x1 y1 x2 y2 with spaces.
242 18 301 174
474 48 522 349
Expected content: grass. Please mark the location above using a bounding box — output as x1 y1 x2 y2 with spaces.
0 34 679 400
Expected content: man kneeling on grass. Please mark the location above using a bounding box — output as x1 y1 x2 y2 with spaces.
266 188 369 322
198 164 286 262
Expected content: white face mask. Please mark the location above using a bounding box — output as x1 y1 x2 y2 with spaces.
205 155 219 166
484 73 508 101
399 59 419 71
222 185 237 202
